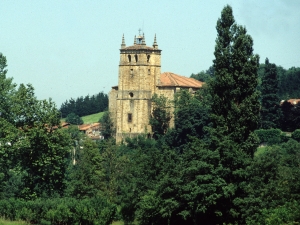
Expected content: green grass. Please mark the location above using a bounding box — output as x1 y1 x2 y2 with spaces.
0 219 28 225
60 111 105 124
255 145 268 157
82 112 105 124
111 221 124 225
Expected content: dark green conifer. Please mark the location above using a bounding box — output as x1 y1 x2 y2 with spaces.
260 58 282 128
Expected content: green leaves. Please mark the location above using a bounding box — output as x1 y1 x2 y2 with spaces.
260 58 282 129
150 94 172 139
65 112 83 125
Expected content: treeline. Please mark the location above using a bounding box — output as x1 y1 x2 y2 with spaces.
192 63 300 101
192 63 300 132
60 92 108 118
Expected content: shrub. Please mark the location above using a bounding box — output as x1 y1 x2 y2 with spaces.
65 113 83 125
255 129 282 145
292 129 300 142
0 197 116 225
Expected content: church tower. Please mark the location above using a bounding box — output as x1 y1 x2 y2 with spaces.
110 33 162 142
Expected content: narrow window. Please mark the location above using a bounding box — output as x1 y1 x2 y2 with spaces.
128 55 131 62
130 69 133 77
147 55 150 62
128 113 132 123
135 54 138 62
148 69 150 75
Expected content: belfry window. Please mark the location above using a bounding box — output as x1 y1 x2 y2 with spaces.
147 55 150 63
128 113 132 123
135 54 138 62
128 55 131 62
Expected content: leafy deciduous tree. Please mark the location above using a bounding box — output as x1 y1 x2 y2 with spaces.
149 94 172 140
209 5 260 223
65 112 83 125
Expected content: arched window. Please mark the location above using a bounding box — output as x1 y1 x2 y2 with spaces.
147 55 150 63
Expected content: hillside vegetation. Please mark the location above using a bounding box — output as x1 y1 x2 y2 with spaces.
1 5 300 225
82 111 104 124
61 111 104 124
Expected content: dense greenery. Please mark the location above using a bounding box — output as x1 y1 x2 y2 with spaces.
99 111 115 139
190 66 215 82
1 4 300 225
278 67 300 100
60 92 108 118
260 58 282 128
149 94 172 140
65 112 84 125
208 5 260 223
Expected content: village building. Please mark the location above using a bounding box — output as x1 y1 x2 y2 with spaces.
78 122 103 140
109 33 204 142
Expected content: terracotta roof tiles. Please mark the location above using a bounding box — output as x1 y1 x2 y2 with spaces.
288 99 300 105
159 72 204 88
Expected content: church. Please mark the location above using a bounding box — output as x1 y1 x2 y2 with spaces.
109 33 204 142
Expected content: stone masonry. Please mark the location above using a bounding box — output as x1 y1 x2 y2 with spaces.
109 33 203 142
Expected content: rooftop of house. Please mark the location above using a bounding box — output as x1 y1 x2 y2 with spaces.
159 72 204 88
78 123 100 131
281 99 300 105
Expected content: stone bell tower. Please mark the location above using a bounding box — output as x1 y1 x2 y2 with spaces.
110 33 162 142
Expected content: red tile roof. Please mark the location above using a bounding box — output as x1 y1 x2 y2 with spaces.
159 72 204 88
78 123 100 131
287 99 300 105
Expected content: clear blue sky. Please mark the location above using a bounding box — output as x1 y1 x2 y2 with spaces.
1 0 300 107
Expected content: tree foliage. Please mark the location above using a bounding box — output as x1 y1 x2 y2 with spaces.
0 53 71 199
149 94 172 139
99 111 115 139
278 67 300 100
60 92 108 118
208 5 260 223
190 65 215 82
163 89 211 149
260 58 282 128
65 139 105 199
65 112 83 125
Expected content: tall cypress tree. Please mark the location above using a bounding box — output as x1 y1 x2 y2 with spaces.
260 58 282 128
209 5 260 223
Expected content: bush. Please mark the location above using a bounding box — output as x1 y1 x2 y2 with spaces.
255 129 282 145
0 197 116 225
292 129 300 142
65 113 83 125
